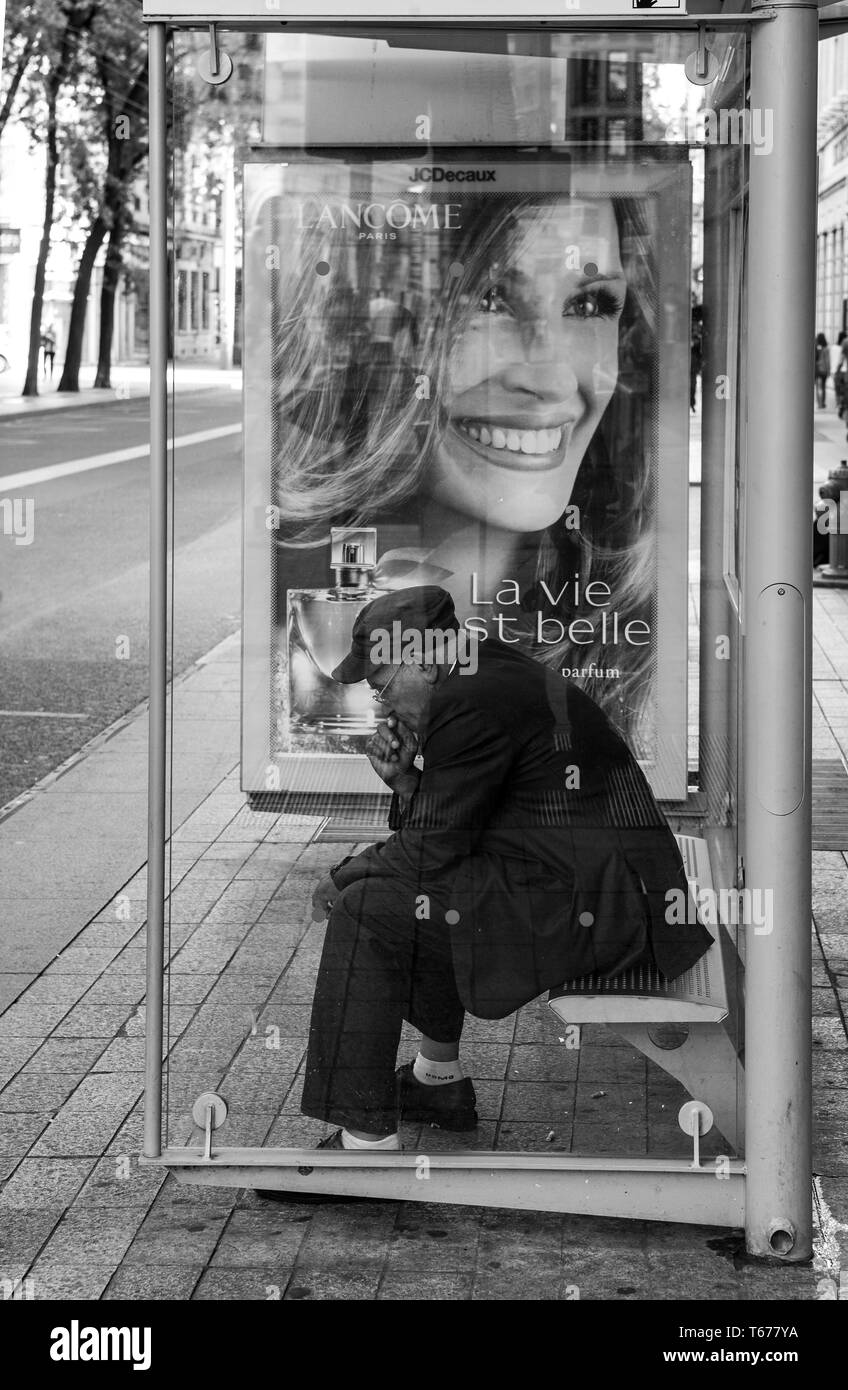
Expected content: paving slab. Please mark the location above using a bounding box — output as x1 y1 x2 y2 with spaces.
0 1002 73 1038
209 1209 309 1268
73 1155 167 1210
0 1072 86 1113
32 1206 145 1267
0 975 36 1012
123 1210 232 1266
378 1271 474 1299
102 1264 205 1300
81 976 148 1007
20 1042 110 1082
0 1156 95 1212
26 1262 118 1301
107 1106 194 1155
473 1249 574 1301
280 1270 383 1301
0 1209 63 1271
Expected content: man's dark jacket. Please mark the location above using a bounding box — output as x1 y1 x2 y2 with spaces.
330 639 712 1019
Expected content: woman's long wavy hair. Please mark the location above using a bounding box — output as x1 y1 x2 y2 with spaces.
269 186 657 751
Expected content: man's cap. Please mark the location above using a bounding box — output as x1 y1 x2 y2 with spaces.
331 585 459 684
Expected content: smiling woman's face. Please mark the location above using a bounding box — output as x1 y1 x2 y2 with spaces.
426 198 625 532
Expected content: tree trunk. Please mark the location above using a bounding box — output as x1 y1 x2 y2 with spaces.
0 41 34 143
56 215 108 392
93 208 125 388
22 78 61 398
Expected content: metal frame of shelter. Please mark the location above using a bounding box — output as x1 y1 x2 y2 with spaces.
140 1 823 1262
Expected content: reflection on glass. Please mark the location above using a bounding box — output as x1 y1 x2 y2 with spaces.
607 52 630 101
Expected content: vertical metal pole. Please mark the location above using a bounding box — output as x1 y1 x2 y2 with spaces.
699 147 733 836
144 21 168 1161
745 1 816 1260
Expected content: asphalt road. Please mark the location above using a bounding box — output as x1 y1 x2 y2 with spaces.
0 389 243 810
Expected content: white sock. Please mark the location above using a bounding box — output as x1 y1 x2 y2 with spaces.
413 1053 464 1086
340 1130 400 1150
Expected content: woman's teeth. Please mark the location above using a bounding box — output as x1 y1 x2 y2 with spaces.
458 421 564 455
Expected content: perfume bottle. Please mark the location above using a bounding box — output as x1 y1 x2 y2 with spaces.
287 527 380 745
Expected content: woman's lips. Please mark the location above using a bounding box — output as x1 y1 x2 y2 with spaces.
450 418 574 471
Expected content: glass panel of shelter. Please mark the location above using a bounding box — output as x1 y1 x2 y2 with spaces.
161 24 748 1167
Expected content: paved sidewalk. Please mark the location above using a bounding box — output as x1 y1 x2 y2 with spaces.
0 452 847 1300
0 364 241 418
0 617 845 1301
0 639 242 1013
814 393 848 489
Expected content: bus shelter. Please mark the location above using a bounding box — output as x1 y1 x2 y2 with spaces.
140 0 829 1262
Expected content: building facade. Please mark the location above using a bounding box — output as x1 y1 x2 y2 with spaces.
0 116 238 379
817 33 848 344
171 135 237 364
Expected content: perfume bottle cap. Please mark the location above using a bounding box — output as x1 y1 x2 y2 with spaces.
330 526 377 595
331 527 377 566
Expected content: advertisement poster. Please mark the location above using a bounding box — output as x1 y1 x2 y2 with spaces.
242 150 691 800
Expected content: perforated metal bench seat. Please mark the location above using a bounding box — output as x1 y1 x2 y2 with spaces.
548 834 729 1026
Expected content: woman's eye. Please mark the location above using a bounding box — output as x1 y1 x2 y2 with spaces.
563 287 623 321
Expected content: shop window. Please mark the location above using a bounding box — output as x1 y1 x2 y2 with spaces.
607 118 628 157
608 52 629 100
177 268 189 332
190 269 200 333
579 56 600 103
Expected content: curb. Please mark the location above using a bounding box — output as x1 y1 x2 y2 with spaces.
0 381 226 421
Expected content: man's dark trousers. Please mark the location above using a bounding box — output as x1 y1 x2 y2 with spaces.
301 875 464 1134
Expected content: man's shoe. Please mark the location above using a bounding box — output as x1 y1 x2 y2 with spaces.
396 1062 478 1132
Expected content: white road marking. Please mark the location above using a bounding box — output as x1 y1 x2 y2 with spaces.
0 424 241 491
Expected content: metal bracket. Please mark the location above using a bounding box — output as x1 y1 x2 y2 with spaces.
141 1145 746 1228
192 1091 228 1161
678 1100 715 1169
197 24 233 87
684 26 721 87
696 25 709 80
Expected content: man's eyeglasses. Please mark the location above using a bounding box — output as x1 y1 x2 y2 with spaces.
371 665 403 705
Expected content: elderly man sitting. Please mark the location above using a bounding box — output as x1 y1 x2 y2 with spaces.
295 585 710 1153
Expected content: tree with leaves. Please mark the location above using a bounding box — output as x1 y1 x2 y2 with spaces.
58 15 247 390
57 2 148 391
20 1 96 397
0 1 45 142
5 6 263 395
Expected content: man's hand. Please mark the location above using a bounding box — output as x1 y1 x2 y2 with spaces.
311 873 342 923
365 715 420 792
